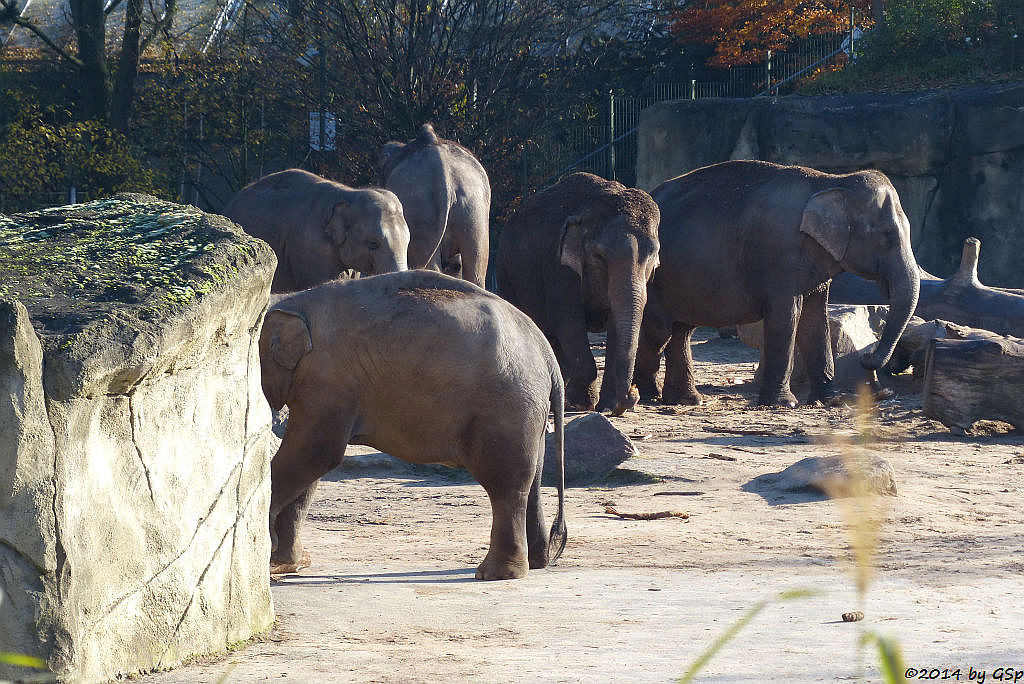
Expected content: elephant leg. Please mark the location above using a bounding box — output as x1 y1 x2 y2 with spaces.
525 440 550 570
271 481 318 572
467 427 534 580
269 408 349 570
635 307 670 401
458 231 489 290
662 323 703 405
474 480 530 580
548 310 597 410
759 297 802 407
797 284 839 404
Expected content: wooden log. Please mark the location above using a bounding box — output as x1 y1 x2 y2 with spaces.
922 334 1024 432
831 238 1024 338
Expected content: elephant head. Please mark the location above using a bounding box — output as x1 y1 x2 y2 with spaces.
799 171 921 371
260 308 313 411
559 189 660 415
323 189 410 276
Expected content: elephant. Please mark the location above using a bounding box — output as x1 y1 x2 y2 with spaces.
635 160 920 408
222 168 410 292
377 124 490 287
496 172 661 416
260 269 567 580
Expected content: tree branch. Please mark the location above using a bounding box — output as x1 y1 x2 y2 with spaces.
0 0 85 66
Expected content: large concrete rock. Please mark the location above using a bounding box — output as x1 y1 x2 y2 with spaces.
737 304 887 391
637 83 1024 287
543 413 639 486
753 454 898 498
0 195 277 682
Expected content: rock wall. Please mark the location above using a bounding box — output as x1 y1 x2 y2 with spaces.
0 196 278 682
637 82 1024 287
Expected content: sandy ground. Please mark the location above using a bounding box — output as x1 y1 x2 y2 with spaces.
147 330 1024 683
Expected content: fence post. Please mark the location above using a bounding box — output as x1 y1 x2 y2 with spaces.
849 4 856 62
521 143 528 199
765 49 772 95
607 90 616 182
690 79 696 99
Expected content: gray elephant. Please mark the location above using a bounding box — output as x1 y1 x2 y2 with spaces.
260 270 566 580
378 124 490 286
636 160 920 407
496 173 661 416
223 168 410 292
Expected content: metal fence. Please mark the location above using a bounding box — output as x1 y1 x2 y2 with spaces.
528 31 851 191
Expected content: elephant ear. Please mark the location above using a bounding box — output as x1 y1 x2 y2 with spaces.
323 199 350 248
558 215 585 276
800 188 851 263
260 308 313 410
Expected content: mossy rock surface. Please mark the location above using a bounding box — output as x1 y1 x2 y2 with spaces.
0 193 265 335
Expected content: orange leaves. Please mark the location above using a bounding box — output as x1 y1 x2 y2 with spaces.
670 0 872 68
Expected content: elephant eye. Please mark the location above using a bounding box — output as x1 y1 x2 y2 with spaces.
367 240 381 250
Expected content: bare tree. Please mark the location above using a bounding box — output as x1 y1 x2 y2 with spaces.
0 0 177 128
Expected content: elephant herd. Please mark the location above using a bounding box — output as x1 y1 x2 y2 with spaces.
222 124 921 581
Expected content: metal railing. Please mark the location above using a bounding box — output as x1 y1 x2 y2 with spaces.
528 30 853 192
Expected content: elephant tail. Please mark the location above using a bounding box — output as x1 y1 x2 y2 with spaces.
547 371 568 564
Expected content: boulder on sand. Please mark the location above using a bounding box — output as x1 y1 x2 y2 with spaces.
0 195 277 682
544 412 639 486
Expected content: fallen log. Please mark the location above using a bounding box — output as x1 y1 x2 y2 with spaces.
922 333 1024 432
831 238 1024 338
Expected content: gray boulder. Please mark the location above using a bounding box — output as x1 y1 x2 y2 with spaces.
761 454 898 498
0 195 277 682
544 412 639 486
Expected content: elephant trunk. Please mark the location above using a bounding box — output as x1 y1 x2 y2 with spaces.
607 268 646 416
860 251 920 370
374 250 408 275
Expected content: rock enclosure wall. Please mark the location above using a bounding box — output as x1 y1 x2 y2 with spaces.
637 83 1024 287
0 196 277 682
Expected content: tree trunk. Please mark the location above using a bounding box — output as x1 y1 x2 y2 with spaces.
69 0 111 122
871 0 886 30
922 334 1024 432
111 0 143 132
831 238 1024 338
914 238 1024 337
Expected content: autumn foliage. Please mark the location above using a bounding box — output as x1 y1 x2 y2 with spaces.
671 0 874 67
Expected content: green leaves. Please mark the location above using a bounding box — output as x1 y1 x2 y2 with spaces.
0 652 48 669
677 589 820 683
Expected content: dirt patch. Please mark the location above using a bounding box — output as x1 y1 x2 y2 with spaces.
145 330 1024 682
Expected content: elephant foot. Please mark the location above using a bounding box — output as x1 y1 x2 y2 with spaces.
475 552 529 580
270 549 311 575
565 383 598 412
566 398 596 412
759 388 798 409
808 384 845 407
597 386 640 416
528 547 549 570
634 375 661 401
661 385 704 406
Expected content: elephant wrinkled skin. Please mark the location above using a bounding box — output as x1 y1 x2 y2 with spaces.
223 168 410 292
260 270 567 580
636 160 920 408
497 173 660 416
378 124 490 286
